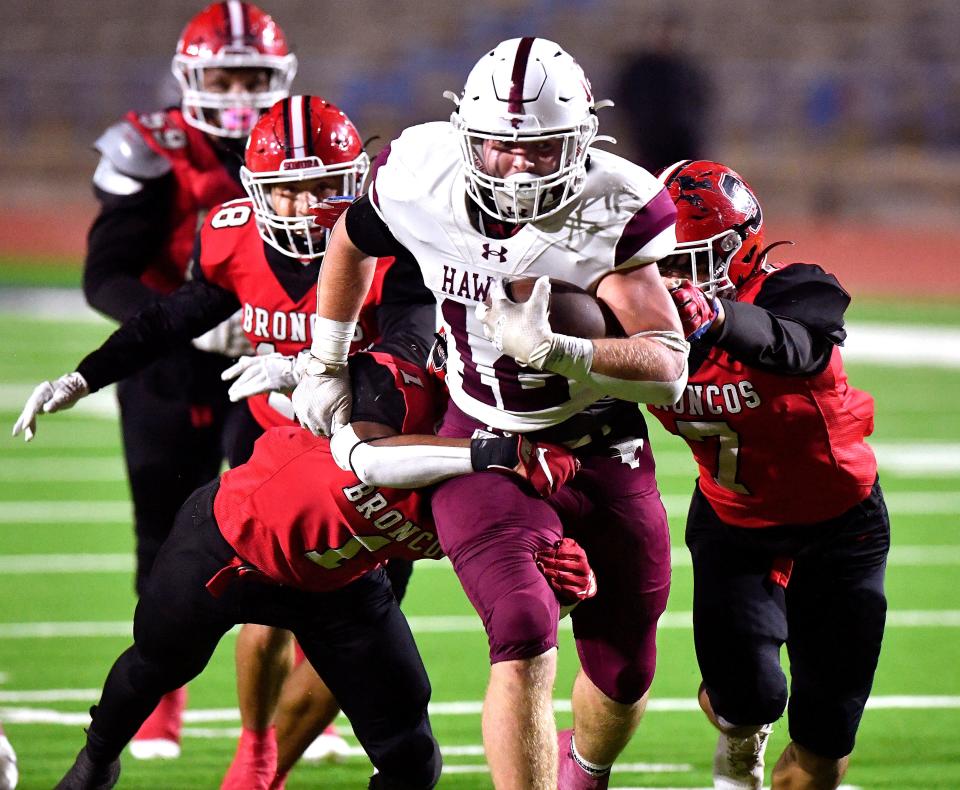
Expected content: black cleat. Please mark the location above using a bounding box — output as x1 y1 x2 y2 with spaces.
54 747 120 790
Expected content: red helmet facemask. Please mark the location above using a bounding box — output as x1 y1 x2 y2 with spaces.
172 1 297 138
657 160 766 296
240 95 369 261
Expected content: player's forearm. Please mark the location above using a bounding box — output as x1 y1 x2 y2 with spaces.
315 219 376 323
76 281 239 391
331 428 520 489
584 333 688 405
712 299 831 375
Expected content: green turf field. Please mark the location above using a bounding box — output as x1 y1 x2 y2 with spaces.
1 286 958 788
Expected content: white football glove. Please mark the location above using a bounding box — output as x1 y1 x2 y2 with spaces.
221 351 310 402
477 276 554 369
476 276 593 378
291 358 352 437
11 372 89 442
191 311 253 357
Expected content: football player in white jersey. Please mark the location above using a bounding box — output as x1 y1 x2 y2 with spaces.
292 38 688 789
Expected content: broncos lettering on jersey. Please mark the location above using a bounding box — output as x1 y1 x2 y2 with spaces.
197 197 390 429
214 354 444 591
648 264 877 528
368 122 676 431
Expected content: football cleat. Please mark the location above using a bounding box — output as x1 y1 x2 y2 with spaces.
557 728 610 790
128 738 181 760
54 748 120 790
713 723 773 790
0 732 16 790
301 724 350 763
130 687 185 760
220 726 278 790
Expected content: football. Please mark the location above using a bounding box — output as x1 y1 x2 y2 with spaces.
503 276 623 338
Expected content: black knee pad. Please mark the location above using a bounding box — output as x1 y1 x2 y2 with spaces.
707 653 788 726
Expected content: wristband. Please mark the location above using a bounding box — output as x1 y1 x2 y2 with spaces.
308 316 357 368
541 333 594 380
470 436 520 471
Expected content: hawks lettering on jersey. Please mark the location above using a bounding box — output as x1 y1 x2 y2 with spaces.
369 121 676 432
124 108 243 294
214 355 443 591
648 268 877 528
198 197 388 429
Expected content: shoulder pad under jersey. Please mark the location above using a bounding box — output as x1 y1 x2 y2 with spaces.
93 120 172 180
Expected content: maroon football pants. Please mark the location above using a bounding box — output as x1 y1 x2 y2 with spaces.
433 404 671 704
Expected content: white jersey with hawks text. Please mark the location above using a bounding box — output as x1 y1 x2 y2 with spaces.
369 121 676 431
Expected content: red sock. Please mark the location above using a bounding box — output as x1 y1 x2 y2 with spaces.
133 687 186 743
220 726 278 790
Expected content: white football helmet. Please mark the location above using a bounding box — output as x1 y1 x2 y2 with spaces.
449 37 599 223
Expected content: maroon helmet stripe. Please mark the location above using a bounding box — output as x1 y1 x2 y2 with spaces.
508 37 536 114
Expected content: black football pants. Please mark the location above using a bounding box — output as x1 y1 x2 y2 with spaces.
84 480 441 788
116 347 235 596
687 479 889 759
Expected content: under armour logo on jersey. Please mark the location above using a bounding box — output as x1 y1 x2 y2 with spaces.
609 437 644 469
481 244 508 262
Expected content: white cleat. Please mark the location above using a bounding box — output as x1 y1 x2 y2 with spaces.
714 723 773 790
128 738 181 760
301 727 350 764
0 734 17 790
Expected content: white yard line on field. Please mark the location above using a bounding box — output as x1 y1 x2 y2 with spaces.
2 694 958 719
1 610 959 640
1 445 958 480
1 544 956 575
0 491 957 525
871 444 960 476
841 325 960 368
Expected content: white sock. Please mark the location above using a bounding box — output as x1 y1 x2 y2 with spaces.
570 733 612 777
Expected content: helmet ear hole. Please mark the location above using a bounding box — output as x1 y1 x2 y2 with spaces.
719 231 740 252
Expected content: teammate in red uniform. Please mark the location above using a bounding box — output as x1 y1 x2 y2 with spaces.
81 1 296 758
648 160 889 790
36 351 589 790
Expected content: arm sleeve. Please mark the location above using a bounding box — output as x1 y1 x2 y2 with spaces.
370 252 437 367
705 263 850 376
371 302 437 368
83 177 175 321
344 194 409 258
76 279 241 391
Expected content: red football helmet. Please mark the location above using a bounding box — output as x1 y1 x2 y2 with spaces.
656 160 766 296
172 1 297 138
240 95 369 260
